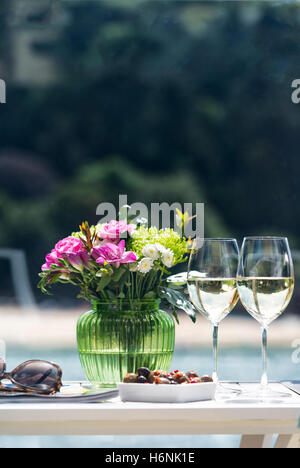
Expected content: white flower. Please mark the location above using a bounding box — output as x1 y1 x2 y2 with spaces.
138 258 154 274
129 263 138 272
155 243 167 254
142 244 159 260
162 249 174 268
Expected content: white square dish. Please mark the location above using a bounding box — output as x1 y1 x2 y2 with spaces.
118 382 216 403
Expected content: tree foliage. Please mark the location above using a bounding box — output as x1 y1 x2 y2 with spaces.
0 1 299 300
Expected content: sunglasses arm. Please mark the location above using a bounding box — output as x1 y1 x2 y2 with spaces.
0 373 11 380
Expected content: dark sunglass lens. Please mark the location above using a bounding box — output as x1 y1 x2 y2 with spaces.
12 361 61 390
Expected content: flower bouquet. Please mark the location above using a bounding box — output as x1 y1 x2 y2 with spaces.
39 212 196 386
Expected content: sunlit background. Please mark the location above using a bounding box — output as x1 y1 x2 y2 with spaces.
1 0 300 448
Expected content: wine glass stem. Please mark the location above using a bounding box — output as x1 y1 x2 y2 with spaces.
212 325 219 383
261 327 268 390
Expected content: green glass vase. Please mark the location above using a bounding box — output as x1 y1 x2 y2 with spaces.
77 299 175 387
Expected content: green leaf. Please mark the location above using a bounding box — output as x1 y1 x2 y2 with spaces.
48 272 62 285
119 270 130 289
171 307 180 325
112 267 126 283
38 278 51 295
143 290 157 299
106 290 117 299
157 266 172 275
96 275 111 292
158 286 196 323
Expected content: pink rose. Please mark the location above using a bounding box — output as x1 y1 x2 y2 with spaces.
42 249 63 271
92 240 137 268
42 236 89 272
55 236 84 255
98 220 136 242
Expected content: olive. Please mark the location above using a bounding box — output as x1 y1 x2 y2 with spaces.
193 377 202 383
200 375 214 383
158 377 171 385
152 370 169 379
137 367 151 379
174 372 190 384
137 376 148 384
186 371 199 379
148 372 155 384
123 373 138 383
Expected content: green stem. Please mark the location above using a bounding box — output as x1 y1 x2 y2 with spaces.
159 266 165 285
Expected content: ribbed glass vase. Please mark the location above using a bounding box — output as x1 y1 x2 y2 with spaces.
77 299 175 387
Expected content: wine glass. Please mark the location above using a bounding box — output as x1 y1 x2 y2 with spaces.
187 239 240 386
237 237 294 399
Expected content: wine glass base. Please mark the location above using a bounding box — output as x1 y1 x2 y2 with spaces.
235 385 292 403
215 382 242 398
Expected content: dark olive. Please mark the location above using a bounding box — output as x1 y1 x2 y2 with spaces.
123 373 138 383
148 372 155 384
200 375 214 383
137 367 151 379
137 376 148 384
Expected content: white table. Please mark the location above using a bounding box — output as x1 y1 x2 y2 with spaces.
0 383 299 448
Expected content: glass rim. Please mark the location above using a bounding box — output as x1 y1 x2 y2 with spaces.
243 236 288 241
197 237 238 242
92 299 161 304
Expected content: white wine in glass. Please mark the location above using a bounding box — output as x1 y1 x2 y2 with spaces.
237 237 294 399
237 277 294 328
188 278 239 327
187 239 240 384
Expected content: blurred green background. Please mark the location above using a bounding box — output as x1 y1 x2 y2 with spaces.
0 0 300 305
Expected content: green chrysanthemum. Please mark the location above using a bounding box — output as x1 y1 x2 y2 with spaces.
127 226 188 265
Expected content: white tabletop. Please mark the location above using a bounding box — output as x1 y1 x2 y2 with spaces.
0 383 299 442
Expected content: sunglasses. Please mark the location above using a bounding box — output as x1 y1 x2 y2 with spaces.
0 359 62 395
